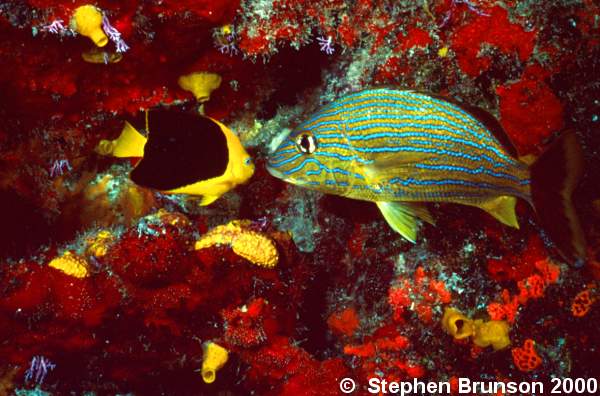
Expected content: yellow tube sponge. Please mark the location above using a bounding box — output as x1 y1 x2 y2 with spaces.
48 251 90 278
178 72 222 103
201 342 229 384
441 307 474 340
472 319 511 351
71 5 109 47
441 307 511 351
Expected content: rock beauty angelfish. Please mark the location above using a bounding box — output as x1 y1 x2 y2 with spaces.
97 108 255 205
267 88 586 265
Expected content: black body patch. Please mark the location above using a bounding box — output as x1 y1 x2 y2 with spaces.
130 109 229 190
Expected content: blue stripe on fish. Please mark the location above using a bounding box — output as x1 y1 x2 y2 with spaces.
303 101 484 138
414 163 529 185
315 151 374 165
286 157 365 180
318 142 509 169
317 129 514 164
306 90 491 142
326 180 350 187
388 176 521 195
269 152 303 168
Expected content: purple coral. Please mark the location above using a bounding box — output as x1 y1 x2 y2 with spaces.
24 356 56 385
41 19 68 35
440 0 490 27
49 159 72 177
454 0 491 16
316 36 335 55
102 15 130 53
216 32 239 56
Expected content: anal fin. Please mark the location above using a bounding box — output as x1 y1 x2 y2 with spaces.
199 195 220 206
377 201 432 243
478 195 519 228
403 202 436 225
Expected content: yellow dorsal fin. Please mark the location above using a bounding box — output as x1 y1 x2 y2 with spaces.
478 195 519 228
376 201 432 243
111 121 148 158
518 154 537 166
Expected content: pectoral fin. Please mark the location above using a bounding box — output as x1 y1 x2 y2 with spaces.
377 201 433 243
362 153 434 183
478 195 519 228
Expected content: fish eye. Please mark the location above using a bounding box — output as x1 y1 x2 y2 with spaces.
295 133 317 154
244 157 252 166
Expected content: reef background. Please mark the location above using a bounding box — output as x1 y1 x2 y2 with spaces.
0 0 599 395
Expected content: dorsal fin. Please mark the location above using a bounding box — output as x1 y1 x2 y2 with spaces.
460 102 519 158
426 93 519 158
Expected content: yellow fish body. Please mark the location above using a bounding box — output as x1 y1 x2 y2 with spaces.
267 88 585 264
98 108 254 205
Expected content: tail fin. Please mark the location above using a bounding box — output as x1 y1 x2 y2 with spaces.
530 131 586 265
95 121 148 158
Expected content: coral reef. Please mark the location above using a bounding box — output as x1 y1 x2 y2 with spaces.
0 0 599 394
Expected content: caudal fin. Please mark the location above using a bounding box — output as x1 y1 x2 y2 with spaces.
530 131 586 265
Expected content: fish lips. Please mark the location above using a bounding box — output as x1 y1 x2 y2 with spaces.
265 164 285 180
266 165 310 187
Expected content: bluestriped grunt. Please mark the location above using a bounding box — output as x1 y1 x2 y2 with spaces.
267 88 585 264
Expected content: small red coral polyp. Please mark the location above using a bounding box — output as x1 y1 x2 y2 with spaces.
108 228 194 287
153 0 240 24
571 288 597 317
394 27 433 52
452 7 537 77
497 68 564 154
238 28 271 56
222 298 272 347
487 234 548 282
388 267 451 323
512 339 542 372
327 306 360 337
337 15 358 47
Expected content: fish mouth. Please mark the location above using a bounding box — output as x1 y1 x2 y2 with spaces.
266 165 308 186
266 165 285 180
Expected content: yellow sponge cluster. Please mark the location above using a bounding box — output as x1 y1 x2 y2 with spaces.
48 251 90 279
442 307 511 351
195 220 279 268
201 342 229 384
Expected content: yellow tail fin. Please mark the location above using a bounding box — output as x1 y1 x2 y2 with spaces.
111 121 148 158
